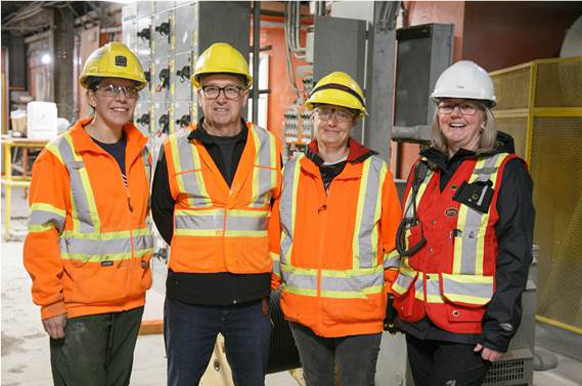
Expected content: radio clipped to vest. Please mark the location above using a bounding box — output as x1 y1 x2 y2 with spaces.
396 161 428 256
452 179 494 214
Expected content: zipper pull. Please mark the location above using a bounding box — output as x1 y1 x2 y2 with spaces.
127 197 133 212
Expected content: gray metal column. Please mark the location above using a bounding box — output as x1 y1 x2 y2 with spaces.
313 15 367 142
53 7 75 122
363 1 399 162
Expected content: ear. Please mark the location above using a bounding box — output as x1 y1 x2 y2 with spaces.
196 89 203 107
241 88 250 106
86 90 97 109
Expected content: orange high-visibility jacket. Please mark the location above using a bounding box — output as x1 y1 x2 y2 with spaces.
271 140 402 337
164 122 282 274
23 118 153 320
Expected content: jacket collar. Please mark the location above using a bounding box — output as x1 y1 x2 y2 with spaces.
306 137 377 166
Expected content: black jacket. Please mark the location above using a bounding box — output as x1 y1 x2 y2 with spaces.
396 132 535 352
151 118 271 305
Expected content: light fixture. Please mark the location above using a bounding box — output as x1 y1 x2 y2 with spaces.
101 0 139 4
41 53 51 64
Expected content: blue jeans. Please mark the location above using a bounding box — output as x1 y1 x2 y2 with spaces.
164 298 271 386
289 322 382 386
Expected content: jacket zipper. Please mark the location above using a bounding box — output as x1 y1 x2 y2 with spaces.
316 179 329 333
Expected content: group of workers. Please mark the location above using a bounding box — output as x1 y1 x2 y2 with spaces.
23 40 534 386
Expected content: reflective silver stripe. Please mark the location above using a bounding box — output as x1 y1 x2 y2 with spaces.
249 125 276 208
174 209 268 232
174 130 212 208
272 254 281 279
280 155 302 265
441 274 494 304
175 209 225 230
29 210 66 233
283 270 383 293
56 135 96 233
456 154 506 275
322 272 383 292
60 234 153 259
227 213 268 231
143 147 152 186
384 250 400 269
355 156 385 268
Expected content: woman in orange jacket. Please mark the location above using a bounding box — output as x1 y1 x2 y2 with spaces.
23 42 153 386
271 72 402 386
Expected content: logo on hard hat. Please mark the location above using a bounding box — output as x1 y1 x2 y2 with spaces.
115 55 128 67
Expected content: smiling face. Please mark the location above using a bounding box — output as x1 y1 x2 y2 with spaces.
437 98 486 154
87 78 138 130
313 104 356 150
197 74 248 132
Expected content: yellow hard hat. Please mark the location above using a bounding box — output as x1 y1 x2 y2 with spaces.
192 43 253 89
306 71 367 116
79 42 147 90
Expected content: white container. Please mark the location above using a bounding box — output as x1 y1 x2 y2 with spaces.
27 101 58 140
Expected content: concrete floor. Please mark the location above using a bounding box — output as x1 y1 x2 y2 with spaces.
2 187 581 386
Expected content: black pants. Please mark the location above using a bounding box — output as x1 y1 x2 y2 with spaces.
289 322 382 386
50 307 144 386
406 333 490 386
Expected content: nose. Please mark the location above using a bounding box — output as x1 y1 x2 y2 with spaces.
114 89 128 102
450 105 462 117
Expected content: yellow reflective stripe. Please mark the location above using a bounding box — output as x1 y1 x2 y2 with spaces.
444 293 491 305
64 134 101 233
30 203 66 218
269 133 277 191
284 287 317 297
250 128 261 205
453 154 508 275
45 141 64 164
352 159 370 270
169 134 187 200
285 286 383 299
61 251 134 262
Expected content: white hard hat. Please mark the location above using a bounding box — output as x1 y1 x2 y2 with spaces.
431 60 497 107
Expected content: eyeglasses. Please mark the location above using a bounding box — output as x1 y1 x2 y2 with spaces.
438 102 481 116
96 84 139 99
201 85 244 100
315 107 355 123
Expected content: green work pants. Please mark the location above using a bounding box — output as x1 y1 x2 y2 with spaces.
50 307 144 386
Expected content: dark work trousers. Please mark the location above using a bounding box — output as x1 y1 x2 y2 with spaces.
164 297 271 386
50 307 144 386
289 321 382 386
406 333 491 386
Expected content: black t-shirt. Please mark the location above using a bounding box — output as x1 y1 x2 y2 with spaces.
92 134 127 187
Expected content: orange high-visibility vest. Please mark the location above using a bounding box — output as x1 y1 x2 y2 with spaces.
164 122 282 274
24 118 153 320
272 152 402 337
392 153 520 334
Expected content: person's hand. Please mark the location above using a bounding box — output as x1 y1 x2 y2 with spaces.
474 343 502 362
262 297 269 316
42 314 67 339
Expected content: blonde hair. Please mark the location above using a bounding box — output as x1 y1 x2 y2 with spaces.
430 102 497 155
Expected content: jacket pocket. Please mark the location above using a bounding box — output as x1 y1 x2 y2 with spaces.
440 273 493 322
65 259 129 305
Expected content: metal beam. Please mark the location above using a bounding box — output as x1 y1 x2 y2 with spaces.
363 1 399 162
53 7 75 122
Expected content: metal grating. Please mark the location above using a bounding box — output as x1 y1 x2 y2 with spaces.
495 116 528 159
492 66 531 110
484 359 525 385
535 60 582 108
531 117 582 330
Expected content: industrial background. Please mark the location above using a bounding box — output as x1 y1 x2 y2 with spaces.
1 1 582 386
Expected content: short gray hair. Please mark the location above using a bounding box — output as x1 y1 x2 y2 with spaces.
430 102 497 155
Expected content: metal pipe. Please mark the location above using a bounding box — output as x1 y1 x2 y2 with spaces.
252 1 260 125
